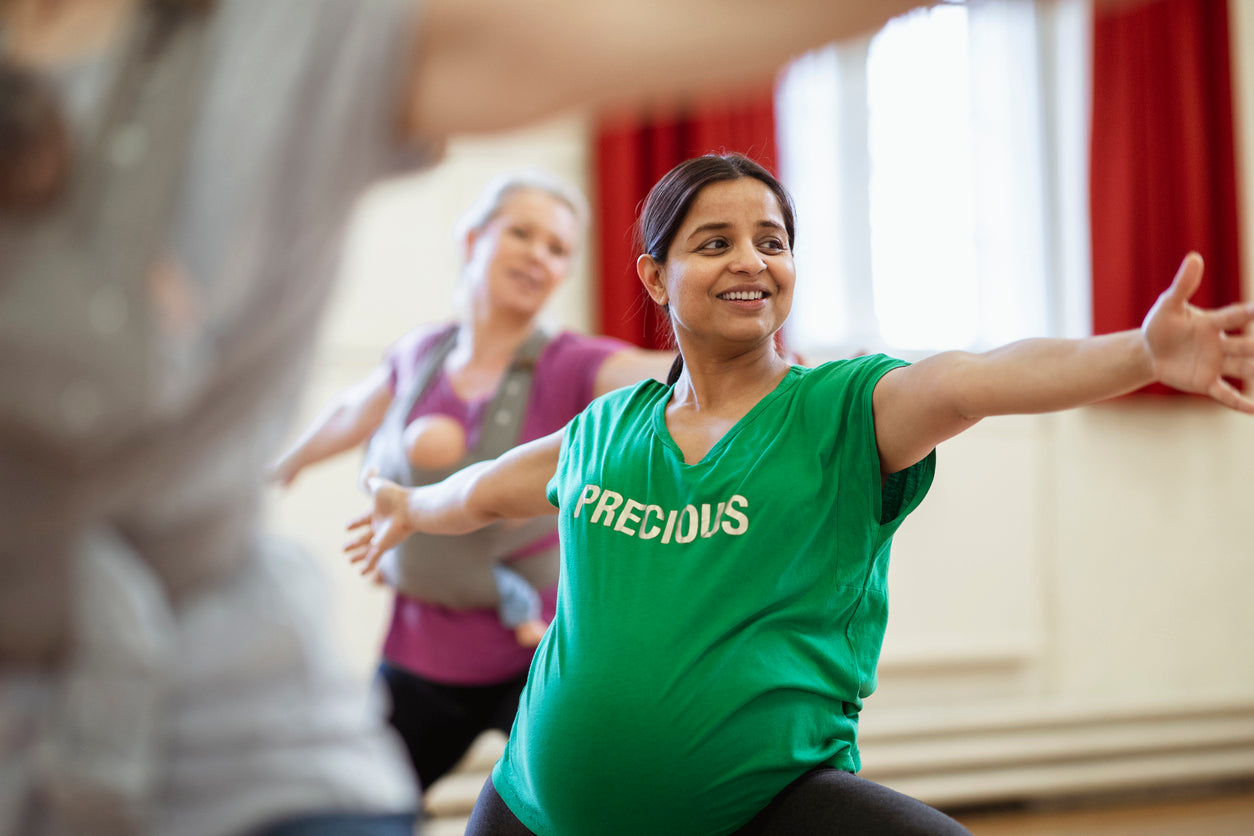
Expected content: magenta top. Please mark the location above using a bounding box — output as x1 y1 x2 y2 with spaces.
380 326 629 684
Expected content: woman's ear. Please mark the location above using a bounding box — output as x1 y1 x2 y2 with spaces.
637 254 668 306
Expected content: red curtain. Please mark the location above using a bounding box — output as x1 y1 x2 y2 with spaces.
1090 0 1243 393
594 96 777 347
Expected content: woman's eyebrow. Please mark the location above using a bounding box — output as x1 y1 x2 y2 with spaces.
685 221 732 241
685 219 785 241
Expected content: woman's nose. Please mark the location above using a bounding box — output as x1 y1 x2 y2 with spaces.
525 237 549 262
729 243 766 274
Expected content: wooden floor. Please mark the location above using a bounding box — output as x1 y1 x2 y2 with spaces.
423 736 1254 835
950 781 1254 835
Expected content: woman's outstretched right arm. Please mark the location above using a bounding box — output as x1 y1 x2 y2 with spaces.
344 428 564 573
269 365 394 487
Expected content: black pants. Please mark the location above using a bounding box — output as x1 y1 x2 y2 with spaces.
251 813 416 836
377 661 528 793
465 767 972 835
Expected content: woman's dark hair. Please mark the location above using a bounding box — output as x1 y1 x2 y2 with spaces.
638 153 796 384
640 153 795 264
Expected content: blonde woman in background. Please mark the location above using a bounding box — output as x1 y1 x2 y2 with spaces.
273 170 671 795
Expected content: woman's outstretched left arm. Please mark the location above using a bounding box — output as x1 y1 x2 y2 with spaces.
873 253 1254 476
345 429 564 573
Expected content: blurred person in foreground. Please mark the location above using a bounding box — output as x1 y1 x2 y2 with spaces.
0 0 1152 834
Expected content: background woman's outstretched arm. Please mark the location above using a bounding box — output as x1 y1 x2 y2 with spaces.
269 365 394 487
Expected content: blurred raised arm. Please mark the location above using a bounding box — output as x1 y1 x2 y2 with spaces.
404 0 936 138
403 0 1160 141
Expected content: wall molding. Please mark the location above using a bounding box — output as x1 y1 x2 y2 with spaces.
860 700 1254 806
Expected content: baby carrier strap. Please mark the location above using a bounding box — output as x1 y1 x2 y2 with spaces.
366 325 559 607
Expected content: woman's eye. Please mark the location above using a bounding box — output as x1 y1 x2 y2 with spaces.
760 238 785 253
698 238 727 252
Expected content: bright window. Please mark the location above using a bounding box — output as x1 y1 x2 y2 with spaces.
777 0 1092 359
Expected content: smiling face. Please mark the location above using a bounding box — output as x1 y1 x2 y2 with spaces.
463 188 578 320
638 177 795 356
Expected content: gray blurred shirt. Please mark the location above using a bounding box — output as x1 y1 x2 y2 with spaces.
0 0 431 832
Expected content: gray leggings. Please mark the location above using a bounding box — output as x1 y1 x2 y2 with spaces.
465 768 972 835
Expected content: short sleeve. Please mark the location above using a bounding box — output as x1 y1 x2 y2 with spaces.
545 417 580 509
803 355 936 536
852 358 935 532
880 449 934 529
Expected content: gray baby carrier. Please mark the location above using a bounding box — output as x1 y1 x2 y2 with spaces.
364 325 559 608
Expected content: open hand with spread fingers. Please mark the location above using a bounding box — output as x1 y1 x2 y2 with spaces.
344 476 415 577
1142 252 1254 413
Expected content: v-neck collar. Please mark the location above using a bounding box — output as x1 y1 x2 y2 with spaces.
650 366 801 468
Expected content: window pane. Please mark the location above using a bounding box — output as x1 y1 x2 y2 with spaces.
777 1 1088 357
777 46 855 348
866 5 979 351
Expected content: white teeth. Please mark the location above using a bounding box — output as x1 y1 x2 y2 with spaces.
721 291 765 301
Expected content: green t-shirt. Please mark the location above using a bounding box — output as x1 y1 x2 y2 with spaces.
493 356 935 835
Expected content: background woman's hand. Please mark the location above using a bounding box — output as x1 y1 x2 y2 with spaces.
344 477 415 576
1142 252 1254 413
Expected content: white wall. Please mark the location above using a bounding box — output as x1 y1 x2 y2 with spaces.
267 5 1254 804
858 2 1254 801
